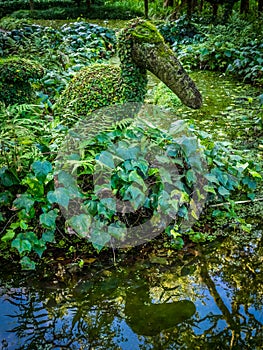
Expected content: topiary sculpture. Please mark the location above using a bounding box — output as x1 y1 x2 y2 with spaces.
57 19 202 116
0 57 44 105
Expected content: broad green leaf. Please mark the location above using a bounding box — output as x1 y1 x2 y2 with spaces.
42 230 55 243
177 136 200 158
1 229 15 242
20 256 36 270
47 188 70 209
0 191 13 207
32 160 52 182
100 197 116 212
90 221 111 250
218 186 230 197
11 236 32 255
186 169 196 185
242 177 257 190
13 194 35 212
33 239 46 258
128 170 146 189
67 214 91 237
205 174 220 185
108 222 126 239
40 210 58 229
22 177 44 197
96 151 115 169
204 185 216 194
58 170 77 187
0 167 19 187
125 185 146 210
248 170 262 179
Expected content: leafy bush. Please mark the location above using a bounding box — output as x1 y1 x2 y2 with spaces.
153 82 182 109
10 4 143 20
158 15 203 46
0 57 44 105
0 20 116 102
0 0 76 17
0 104 261 268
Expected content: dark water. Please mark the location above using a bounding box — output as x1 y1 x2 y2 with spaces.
0 229 262 349
1 63 262 348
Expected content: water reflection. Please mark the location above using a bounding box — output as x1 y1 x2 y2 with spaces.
0 231 262 349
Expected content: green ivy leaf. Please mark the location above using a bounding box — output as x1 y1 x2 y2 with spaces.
0 167 19 187
32 160 52 182
11 236 32 255
108 222 126 240
96 151 115 169
128 170 146 189
47 188 70 209
40 209 58 229
42 230 55 243
67 214 91 237
33 239 46 258
218 186 230 197
13 194 35 213
124 185 146 210
204 185 216 194
20 256 36 270
1 229 15 242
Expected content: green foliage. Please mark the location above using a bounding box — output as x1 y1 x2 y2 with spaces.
0 20 116 103
57 19 155 116
165 15 263 85
153 82 182 110
9 4 142 20
0 108 261 268
0 57 44 105
0 0 75 18
158 15 203 46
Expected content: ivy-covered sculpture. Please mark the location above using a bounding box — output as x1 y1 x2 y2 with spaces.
58 19 202 116
0 57 44 105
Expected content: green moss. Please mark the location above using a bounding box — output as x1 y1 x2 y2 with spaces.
128 20 164 45
0 57 44 82
57 20 158 117
57 64 124 116
153 82 182 109
0 57 44 105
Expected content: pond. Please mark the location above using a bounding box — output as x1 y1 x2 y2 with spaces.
0 227 262 349
1 24 263 347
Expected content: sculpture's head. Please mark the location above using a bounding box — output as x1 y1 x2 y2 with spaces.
118 19 202 109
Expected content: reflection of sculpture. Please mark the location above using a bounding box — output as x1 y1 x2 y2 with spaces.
58 19 202 116
124 285 196 336
0 234 262 349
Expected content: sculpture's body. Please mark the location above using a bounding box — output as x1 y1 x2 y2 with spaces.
58 19 202 115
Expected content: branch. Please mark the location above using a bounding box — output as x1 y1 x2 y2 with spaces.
210 197 263 208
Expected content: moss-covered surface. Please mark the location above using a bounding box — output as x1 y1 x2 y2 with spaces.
57 18 202 118
57 64 124 115
57 20 151 117
0 57 44 105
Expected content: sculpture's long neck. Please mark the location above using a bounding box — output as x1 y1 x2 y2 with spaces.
118 35 148 103
120 60 148 103
131 41 202 109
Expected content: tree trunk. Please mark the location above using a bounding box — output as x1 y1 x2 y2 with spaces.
212 3 218 18
199 0 204 12
186 0 192 18
240 0 249 14
258 0 263 13
86 0 91 9
29 0 34 11
144 0 149 18
164 0 173 7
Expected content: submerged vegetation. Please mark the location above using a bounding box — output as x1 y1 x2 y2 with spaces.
0 1 262 270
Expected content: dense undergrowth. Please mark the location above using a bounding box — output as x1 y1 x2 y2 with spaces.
0 9 262 269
